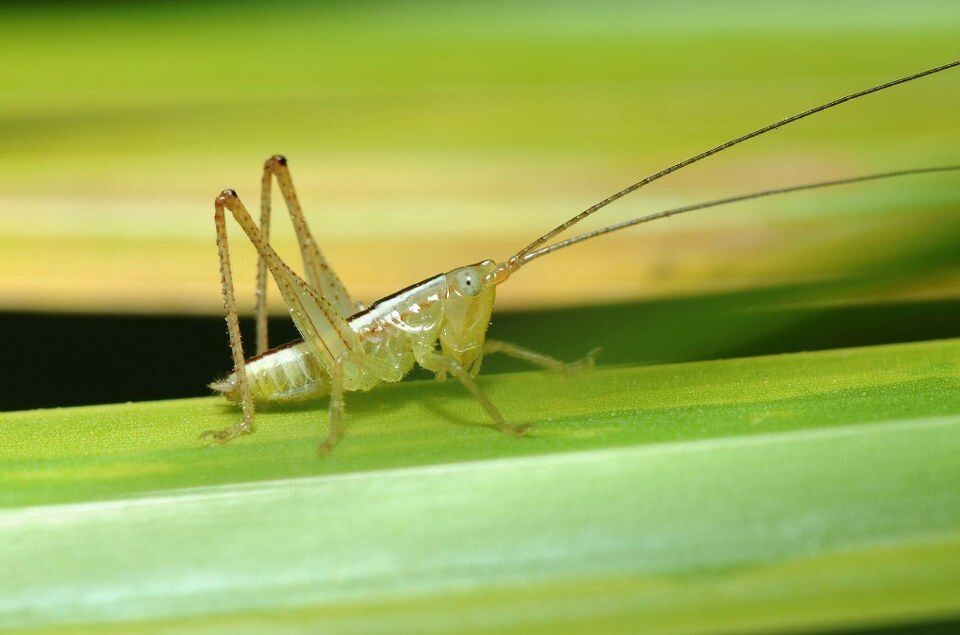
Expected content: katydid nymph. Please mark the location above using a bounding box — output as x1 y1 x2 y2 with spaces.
207 61 958 452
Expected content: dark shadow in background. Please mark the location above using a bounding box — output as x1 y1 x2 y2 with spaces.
3 288 959 411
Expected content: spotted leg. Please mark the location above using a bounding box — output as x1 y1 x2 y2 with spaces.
254 154 361 354
201 196 256 443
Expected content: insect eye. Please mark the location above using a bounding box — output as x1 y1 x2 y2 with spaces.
456 268 482 296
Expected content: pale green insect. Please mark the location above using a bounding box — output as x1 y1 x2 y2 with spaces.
207 61 958 452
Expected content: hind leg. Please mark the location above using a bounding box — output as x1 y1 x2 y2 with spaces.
201 197 256 443
255 155 361 354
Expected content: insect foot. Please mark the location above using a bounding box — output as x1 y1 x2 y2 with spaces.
199 421 252 445
317 435 340 455
502 422 532 437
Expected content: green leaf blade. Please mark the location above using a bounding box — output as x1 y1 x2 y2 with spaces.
3 339 960 632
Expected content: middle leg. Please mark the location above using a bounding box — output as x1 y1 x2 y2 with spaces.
318 353 347 454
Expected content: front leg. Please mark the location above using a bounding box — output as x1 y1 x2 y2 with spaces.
420 352 529 436
482 340 600 374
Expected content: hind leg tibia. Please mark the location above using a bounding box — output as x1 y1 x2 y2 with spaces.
204 195 257 444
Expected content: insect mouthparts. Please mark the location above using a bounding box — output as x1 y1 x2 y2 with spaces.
484 258 520 286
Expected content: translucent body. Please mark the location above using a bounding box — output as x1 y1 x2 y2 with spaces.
213 261 497 404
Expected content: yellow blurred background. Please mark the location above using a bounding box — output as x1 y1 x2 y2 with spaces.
2 1 958 316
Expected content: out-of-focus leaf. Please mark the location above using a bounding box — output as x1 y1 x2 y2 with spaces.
1 1 958 313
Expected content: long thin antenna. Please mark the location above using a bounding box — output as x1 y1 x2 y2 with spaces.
519 164 960 264
514 61 958 262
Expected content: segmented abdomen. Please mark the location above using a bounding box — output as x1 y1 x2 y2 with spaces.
212 340 330 404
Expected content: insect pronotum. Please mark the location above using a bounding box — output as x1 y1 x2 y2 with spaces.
207 61 959 451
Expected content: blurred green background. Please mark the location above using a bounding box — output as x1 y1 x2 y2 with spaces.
0 0 958 408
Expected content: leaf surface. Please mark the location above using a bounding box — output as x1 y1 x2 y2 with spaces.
3 339 960 632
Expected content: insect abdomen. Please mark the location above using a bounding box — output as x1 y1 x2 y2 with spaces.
210 340 330 404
